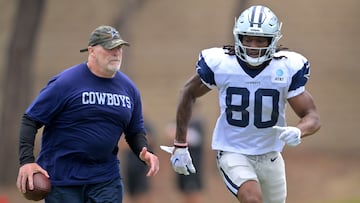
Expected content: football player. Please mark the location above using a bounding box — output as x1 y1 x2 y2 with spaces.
162 5 321 203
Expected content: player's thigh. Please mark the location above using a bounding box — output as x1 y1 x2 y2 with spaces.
216 151 260 197
86 177 124 203
258 152 286 203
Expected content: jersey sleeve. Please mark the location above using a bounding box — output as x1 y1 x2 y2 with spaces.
196 48 224 89
276 51 311 99
123 86 146 136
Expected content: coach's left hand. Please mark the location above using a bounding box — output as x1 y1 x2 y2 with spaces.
139 147 160 176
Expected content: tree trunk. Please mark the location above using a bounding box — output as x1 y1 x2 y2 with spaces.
0 0 46 185
112 0 146 76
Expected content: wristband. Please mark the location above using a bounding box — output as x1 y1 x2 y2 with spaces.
173 141 188 148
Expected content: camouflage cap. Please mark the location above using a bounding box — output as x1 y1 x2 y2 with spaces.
80 25 129 52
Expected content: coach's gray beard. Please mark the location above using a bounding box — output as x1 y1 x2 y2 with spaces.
107 60 122 72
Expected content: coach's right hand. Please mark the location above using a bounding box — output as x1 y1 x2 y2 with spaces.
160 145 196 175
16 163 49 193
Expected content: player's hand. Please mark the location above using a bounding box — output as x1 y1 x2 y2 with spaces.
139 147 160 177
160 145 196 175
273 126 302 146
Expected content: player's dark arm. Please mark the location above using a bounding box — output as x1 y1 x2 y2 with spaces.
288 90 321 138
175 74 211 143
19 114 43 166
125 132 149 160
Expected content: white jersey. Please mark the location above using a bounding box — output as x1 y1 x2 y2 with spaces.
196 47 310 155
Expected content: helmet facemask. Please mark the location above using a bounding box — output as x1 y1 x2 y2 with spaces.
233 5 282 66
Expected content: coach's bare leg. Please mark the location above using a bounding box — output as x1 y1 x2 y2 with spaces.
237 180 262 203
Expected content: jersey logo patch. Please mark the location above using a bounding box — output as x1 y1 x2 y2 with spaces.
272 68 287 83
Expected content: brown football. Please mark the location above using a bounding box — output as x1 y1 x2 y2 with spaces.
23 172 51 201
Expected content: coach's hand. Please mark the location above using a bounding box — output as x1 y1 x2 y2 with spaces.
273 126 302 146
16 163 49 193
160 146 196 175
139 147 160 176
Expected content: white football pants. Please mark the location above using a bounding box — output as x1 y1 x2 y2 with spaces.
216 151 287 203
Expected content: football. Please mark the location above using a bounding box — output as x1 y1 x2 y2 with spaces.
23 172 51 201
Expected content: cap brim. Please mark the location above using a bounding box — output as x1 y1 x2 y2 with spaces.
102 39 130 50
80 39 130 52
80 48 89 52
79 39 130 53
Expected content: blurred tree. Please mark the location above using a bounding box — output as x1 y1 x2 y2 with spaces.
112 0 146 77
0 0 46 185
112 0 145 29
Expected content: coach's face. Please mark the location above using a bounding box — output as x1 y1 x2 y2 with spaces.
91 45 123 74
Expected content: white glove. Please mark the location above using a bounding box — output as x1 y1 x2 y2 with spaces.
160 146 196 175
273 126 302 146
